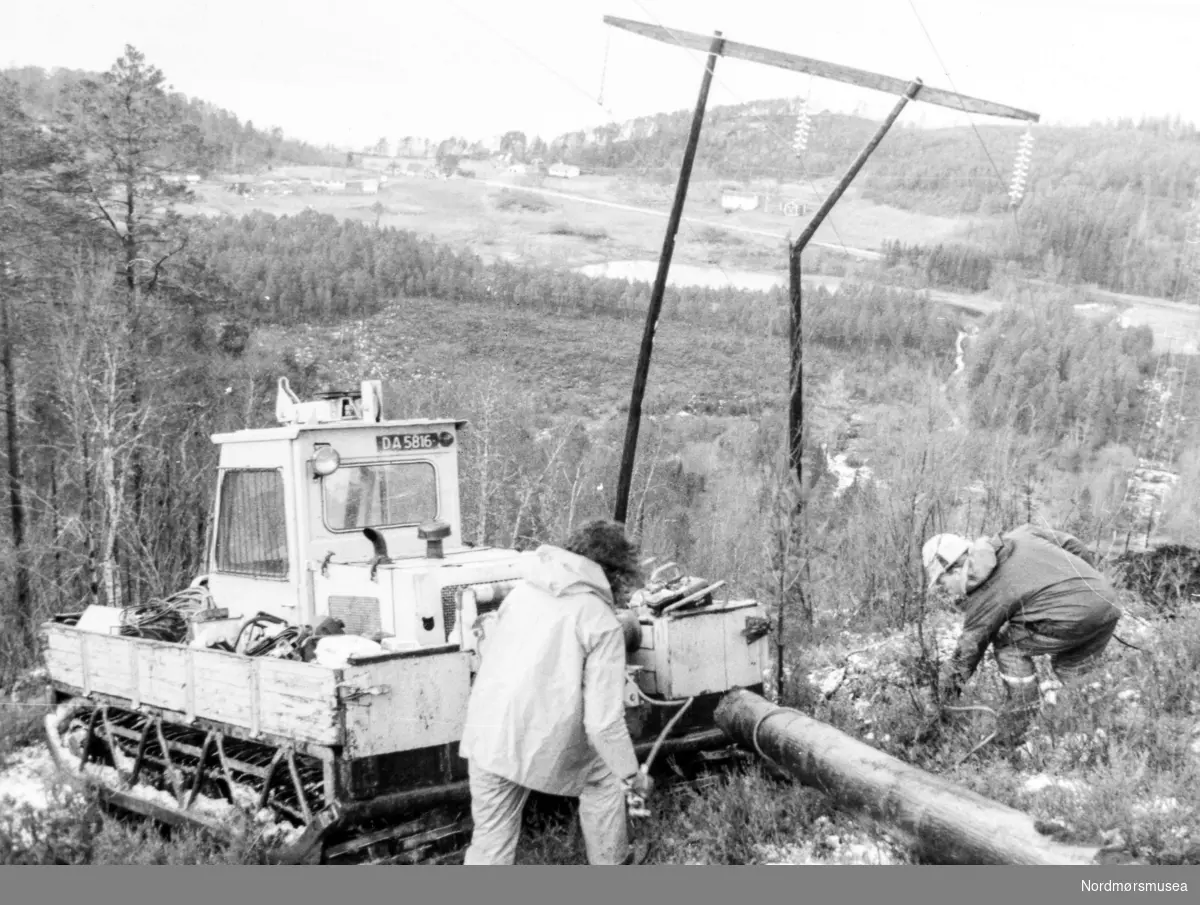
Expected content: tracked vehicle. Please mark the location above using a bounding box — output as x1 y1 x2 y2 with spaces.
40 378 770 863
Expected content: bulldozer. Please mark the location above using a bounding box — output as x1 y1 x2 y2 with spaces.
38 377 772 864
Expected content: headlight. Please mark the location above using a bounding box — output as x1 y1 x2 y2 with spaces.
313 445 341 477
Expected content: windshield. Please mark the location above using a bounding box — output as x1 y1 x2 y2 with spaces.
323 461 438 531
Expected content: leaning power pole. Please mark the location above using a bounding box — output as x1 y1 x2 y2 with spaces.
604 14 1039 519
612 28 725 524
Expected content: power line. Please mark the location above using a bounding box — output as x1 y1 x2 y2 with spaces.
628 0 853 256
441 0 609 117
902 0 1028 238
904 0 1008 193
439 1 779 292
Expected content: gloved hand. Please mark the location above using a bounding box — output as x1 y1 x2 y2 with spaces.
628 768 654 800
624 768 655 819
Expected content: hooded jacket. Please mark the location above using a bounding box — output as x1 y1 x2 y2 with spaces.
458 545 640 796
943 524 1122 696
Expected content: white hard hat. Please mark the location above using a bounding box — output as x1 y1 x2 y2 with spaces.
922 534 972 589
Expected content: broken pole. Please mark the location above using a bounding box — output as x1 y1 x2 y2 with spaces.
787 79 922 483
614 30 725 524
793 80 922 254
715 688 1109 865
605 14 1037 499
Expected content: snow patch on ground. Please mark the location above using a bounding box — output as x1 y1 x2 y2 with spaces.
1 717 304 851
0 743 68 815
1131 797 1183 820
754 834 904 865
752 814 906 864
824 450 873 497
1022 773 1087 796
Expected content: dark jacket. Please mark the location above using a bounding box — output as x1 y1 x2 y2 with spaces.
943 524 1122 696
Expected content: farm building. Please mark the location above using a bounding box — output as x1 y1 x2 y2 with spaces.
548 163 580 179
508 163 529 175
223 174 255 195
721 191 760 212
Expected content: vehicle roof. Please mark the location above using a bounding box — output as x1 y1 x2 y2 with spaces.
211 417 468 445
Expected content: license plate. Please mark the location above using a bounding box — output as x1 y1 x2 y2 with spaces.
376 431 455 452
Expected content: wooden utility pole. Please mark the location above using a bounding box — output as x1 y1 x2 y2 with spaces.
604 14 1038 498
1 280 33 649
788 79 923 480
613 30 725 524
716 689 1108 864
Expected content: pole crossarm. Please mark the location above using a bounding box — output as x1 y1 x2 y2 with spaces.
604 15 1039 123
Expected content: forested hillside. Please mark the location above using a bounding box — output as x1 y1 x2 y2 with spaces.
0 45 1182 692
551 99 1200 298
1 61 338 172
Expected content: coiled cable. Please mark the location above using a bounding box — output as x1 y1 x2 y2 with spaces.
119 587 219 643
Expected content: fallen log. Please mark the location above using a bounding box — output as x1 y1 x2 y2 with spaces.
714 688 1107 865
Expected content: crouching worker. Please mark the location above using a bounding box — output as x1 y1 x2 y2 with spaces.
459 518 653 865
922 523 1123 747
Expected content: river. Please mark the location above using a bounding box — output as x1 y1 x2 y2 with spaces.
575 260 844 294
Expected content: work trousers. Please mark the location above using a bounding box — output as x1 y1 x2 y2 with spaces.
990 613 1120 743
462 759 629 865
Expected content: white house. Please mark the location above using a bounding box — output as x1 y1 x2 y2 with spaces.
548 163 580 179
721 191 759 212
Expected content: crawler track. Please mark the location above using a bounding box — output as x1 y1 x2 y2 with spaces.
44 696 746 864
43 698 472 864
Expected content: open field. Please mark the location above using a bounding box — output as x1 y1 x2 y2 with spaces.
186 162 1200 355
1068 290 1200 355
186 159 981 275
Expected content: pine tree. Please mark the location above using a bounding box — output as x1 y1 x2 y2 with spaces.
0 77 74 649
55 46 207 294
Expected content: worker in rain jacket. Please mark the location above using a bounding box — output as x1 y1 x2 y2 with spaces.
459 519 652 865
922 523 1123 746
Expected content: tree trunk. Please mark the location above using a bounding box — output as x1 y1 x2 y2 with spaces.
127 285 144 605
81 428 99 605
100 434 122 608
1 291 34 649
714 688 1106 865
51 454 63 612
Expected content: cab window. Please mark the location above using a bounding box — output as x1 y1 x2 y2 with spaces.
214 469 288 578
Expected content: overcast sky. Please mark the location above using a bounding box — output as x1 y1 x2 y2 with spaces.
2 1 1196 149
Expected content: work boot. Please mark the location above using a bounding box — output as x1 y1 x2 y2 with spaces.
621 839 650 865
994 703 1039 750
1034 657 1063 708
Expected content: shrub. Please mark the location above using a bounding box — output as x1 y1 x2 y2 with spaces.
492 189 554 213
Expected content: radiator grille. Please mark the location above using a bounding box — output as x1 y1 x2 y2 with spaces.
328 595 382 636
441 580 518 640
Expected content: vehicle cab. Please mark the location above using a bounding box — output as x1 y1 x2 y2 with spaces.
201 379 523 645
